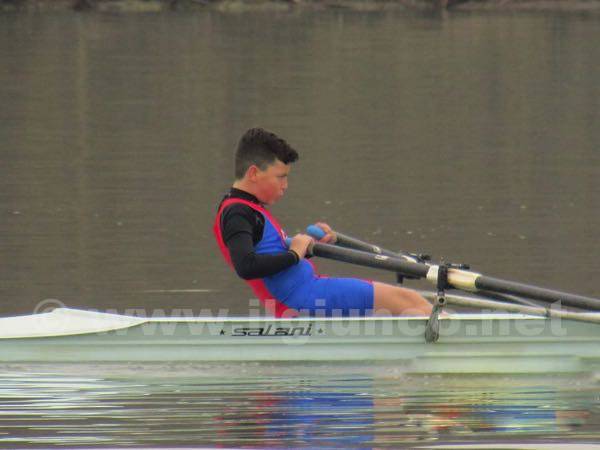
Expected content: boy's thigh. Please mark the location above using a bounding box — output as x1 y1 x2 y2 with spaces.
285 277 374 316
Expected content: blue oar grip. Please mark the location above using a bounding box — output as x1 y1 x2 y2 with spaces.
306 224 326 240
285 237 292 248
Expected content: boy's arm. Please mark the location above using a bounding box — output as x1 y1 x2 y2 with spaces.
223 211 299 280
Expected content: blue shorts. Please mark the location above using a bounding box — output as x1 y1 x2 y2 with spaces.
283 277 374 317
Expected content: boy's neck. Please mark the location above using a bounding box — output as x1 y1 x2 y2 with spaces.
232 180 258 199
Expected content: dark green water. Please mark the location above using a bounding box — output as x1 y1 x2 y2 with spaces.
1 9 599 448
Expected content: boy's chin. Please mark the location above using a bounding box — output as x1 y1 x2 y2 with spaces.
262 195 283 205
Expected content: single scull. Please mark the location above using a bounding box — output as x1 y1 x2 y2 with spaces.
1 291 599 373
1 226 598 374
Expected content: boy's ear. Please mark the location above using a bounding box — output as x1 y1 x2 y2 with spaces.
246 164 259 181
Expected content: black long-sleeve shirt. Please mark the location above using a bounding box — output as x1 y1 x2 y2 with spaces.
218 188 299 280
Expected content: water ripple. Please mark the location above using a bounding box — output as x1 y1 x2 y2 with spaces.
0 363 599 447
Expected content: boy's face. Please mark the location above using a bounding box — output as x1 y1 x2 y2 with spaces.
253 160 290 205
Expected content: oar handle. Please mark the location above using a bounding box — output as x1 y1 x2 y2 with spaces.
307 224 383 253
285 236 314 256
306 225 327 241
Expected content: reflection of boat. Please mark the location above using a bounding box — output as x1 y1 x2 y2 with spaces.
1 295 599 373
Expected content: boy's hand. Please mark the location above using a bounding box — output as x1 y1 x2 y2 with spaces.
315 222 336 244
289 234 314 259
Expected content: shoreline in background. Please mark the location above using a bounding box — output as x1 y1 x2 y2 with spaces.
2 0 600 13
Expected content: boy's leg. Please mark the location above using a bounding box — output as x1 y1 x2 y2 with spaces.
372 282 433 316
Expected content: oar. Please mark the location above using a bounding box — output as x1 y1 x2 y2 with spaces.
472 290 549 309
288 236 600 311
306 224 427 263
307 224 543 309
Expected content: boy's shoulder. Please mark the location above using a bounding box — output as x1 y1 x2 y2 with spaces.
221 201 259 220
219 200 266 244
219 197 264 228
217 188 267 236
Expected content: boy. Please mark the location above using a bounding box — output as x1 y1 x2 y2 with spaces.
214 128 433 317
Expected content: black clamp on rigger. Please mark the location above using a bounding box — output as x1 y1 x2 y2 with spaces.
425 264 451 343
396 254 432 284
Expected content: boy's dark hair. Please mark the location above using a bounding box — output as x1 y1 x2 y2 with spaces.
235 128 299 179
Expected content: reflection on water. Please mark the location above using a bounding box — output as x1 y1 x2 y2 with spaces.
0 363 598 448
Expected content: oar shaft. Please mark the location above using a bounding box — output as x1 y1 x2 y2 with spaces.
475 275 600 311
307 225 418 262
426 265 600 311
308 241 430 279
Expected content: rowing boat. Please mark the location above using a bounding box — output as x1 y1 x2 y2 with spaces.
1 292 599 373
2 226 598 373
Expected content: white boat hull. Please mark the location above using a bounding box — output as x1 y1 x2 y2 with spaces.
1 307 599 373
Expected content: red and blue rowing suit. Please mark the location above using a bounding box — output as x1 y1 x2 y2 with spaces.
214 188 374 317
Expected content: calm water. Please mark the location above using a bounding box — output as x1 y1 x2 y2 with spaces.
1 7 600 448
0 363 599 448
